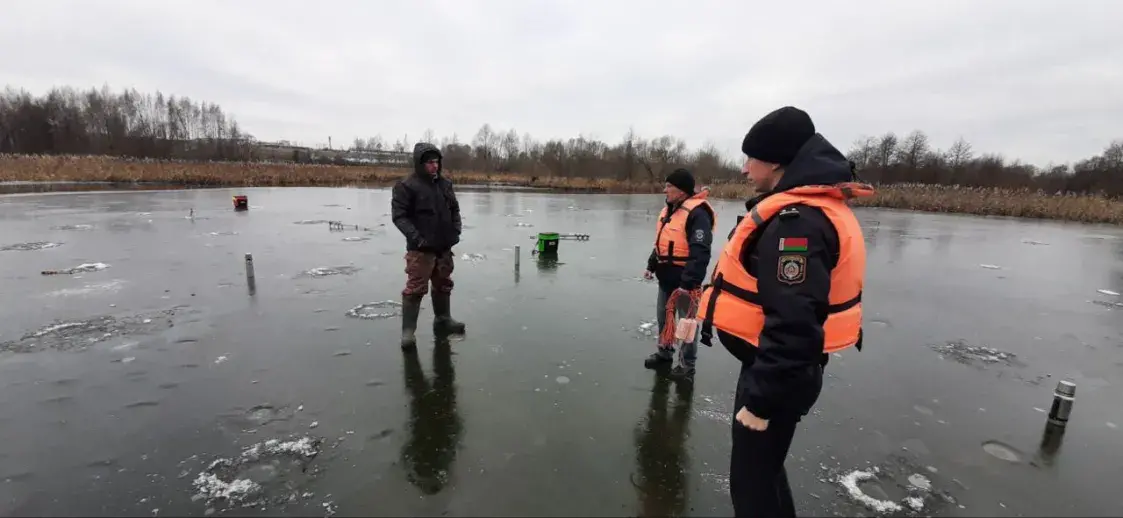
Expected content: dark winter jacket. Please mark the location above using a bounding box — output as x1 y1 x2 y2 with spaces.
720 133 857 421
646 202 714 293
391 143 463 253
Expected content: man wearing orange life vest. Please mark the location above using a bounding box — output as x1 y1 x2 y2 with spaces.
695 106 873 517
643 168 715 379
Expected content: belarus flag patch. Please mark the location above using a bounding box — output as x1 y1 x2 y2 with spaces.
779 237 808 252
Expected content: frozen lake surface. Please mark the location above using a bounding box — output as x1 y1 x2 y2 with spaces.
1 185 1122 516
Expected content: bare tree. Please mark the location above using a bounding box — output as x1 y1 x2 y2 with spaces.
945 137 973 169
875 132 898 168
846 136 878 171
501 129 520 160
896 130 930 170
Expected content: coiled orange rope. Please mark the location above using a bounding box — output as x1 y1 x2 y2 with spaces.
659 288 702 347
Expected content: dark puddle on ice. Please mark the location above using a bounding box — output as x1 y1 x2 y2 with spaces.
367 428 394 442
981 440 1022 463
240 405 295 426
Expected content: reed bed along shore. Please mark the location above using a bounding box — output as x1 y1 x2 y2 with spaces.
3 154 1122 225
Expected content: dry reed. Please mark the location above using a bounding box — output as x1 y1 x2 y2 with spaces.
3 154 1121 224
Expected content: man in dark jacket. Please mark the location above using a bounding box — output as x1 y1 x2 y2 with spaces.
391 142 466 349
643 168 714 379
705 106 871 517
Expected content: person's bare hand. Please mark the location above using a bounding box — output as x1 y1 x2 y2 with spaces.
736 406 769 431
643 270 654 280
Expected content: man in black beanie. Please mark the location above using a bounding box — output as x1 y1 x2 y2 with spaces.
643 168 716 380
695 106 875 517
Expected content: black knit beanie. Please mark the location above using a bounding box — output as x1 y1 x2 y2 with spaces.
664 168 695 195
741 106 816 166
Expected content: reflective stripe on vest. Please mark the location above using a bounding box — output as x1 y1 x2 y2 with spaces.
654 191 717 267
696 183 874 354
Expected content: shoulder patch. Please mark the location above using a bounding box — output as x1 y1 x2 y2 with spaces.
777 254 807 285
778 206 800 220
694 229 706 242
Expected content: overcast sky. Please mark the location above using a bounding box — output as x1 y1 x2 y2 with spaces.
3 0 1120 166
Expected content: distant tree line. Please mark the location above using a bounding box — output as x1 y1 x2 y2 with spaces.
0 85 255 160
353 124 742 185
848 131 1123 197
356 124 1123 198
3 85 1121 198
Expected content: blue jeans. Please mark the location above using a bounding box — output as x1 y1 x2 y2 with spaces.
656 287 698 366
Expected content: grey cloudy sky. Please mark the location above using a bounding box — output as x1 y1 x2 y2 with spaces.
3 0 1120 166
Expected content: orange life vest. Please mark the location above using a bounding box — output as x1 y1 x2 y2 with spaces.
696 183 874 353
653 190 717 267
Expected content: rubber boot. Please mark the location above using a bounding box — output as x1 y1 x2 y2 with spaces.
401 294 423 350
644 347 674 369
669 360 696 382
431 291 466 335
669 340 697 381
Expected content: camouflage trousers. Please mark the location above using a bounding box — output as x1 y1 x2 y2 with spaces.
403 250 455 296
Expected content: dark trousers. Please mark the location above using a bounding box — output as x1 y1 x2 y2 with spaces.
403 251 454 296
730 375 799 517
